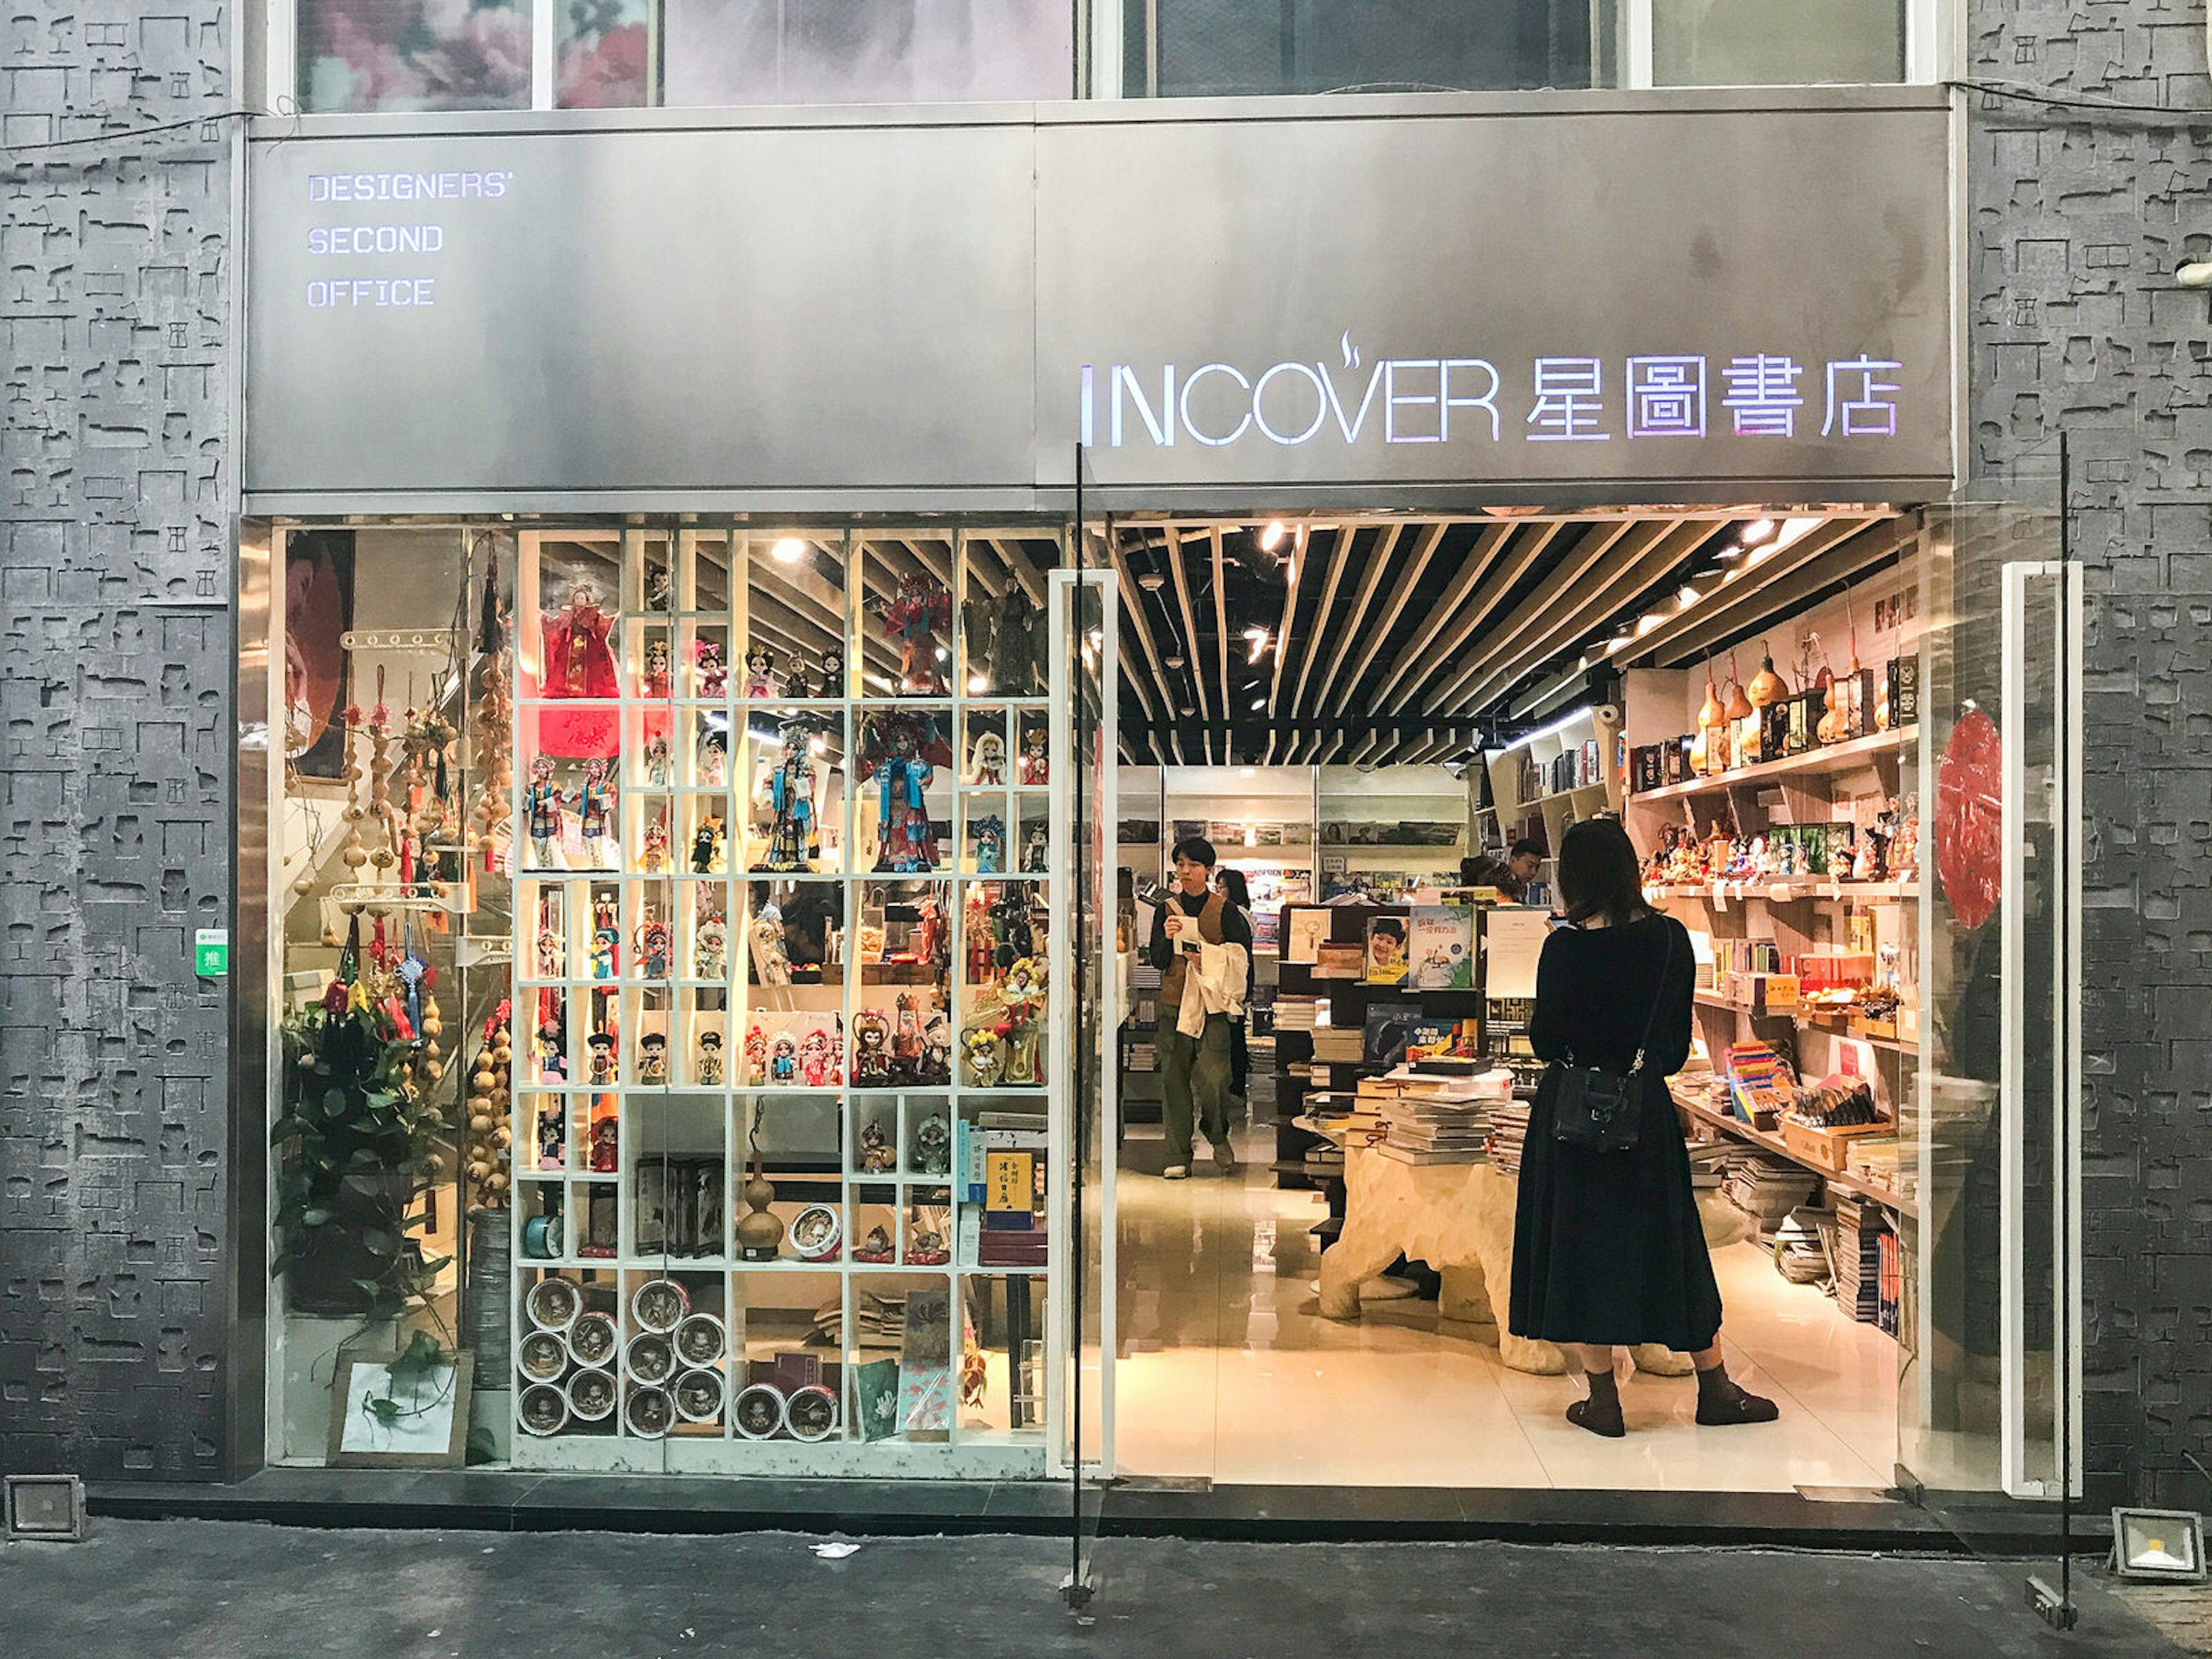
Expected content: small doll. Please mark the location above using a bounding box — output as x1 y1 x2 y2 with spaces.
588 1031 616 1086
968 730 1007 786
851 1008 893 1086
912 1115 952 1176
853 1224 895 1264
696 640 729 698
644 561 674 612
637 1031 669 1084
590 897 619 980
816 645 846 698
972 812 1006 874
784 653 813 699
745 1024 768 1086
577 757 613 867
695 1028 725 1086
525 756 563 868
640 817 670 874
536 928 562 979
643 733 672 787
589 1116 619 1173
692 810 726 874
635 907 671 979
919 1013 954 1087
828 1021 846 1086
1021 822 1048 874
859 1118 897 1173
798 1028 832 1088
744 643 777 699
962 1026 1006 1089
642 637 672 699
535 1020 567 1082
536 1100 564 1170
768 1031 798 1084
1017 725 1049 786
698 728 728 787
694 916 728 980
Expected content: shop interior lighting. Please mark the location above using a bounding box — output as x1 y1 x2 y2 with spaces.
808 736 828 756
3 1475 85 1543
1259 521 1288 551
2177 259 2212 288
1676 585 1701 611
1636 613 1665 637
1502 703 1598 754
1243 626 1271 663
1249 695 1266 711
1741 517 1777 542
1165 653 1186 669
771 537 806 563
1749 516 1821 567
1138 571 1166 592
967 673 990 693
2111 1509 2207 1581
865 673 896 693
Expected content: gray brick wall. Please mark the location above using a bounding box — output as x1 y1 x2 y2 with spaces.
1969 3 2212 1505
0 2 234 1480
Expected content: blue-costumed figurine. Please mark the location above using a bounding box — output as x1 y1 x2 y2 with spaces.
972 813 1006 874
756 719 819 872
859 712 951 873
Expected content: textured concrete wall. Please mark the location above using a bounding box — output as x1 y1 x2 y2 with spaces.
1968 4 2212 1504
0 3 235 1479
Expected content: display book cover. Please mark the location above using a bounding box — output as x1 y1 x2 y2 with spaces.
1406 905 1474 988
958 1112 1047 1266
1363 914 1410 983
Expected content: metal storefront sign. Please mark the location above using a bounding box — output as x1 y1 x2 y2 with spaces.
244 96 1952 510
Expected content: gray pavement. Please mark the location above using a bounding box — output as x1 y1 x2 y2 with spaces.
0 1520 2190 1658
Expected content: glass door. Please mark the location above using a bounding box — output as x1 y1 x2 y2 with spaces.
1052 541 1118 1607
1903 444 2082 1604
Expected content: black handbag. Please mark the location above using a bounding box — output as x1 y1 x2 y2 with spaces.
1549 927 1676 1153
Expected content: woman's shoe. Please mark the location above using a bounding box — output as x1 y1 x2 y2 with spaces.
1694 1360 1779 1425
1566 1368 1625 1437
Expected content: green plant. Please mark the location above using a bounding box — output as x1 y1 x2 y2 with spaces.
272 993 450 1319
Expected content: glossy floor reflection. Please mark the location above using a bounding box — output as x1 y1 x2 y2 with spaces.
1111 1124 1899 1491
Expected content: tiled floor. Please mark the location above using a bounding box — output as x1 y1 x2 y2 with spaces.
1109 1124 1899 1492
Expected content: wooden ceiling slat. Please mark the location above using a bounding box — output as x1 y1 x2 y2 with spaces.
1334 520 1445 718
1460 518 1712 713
1385 520 1571 715
1309 522 1404 714
1105 540 1167 725
1289 526 1357 714
1626 517 1888 668
1371 521 1511 712
1165 526 1210 726
1267 523 1306 717
1210 525 1232 753
1421 519 1644 713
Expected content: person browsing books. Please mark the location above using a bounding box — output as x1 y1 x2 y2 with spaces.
1147 836 1252 1179
1463 838 1544 902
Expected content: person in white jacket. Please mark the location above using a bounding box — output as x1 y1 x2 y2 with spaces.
1147 837 1252 1179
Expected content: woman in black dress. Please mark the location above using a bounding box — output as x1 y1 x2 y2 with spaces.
1508 818 1778 1438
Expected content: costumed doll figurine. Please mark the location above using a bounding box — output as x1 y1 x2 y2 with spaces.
643 733 672 788
1017 724 1049 786
525 756 563 869
692 810 726 874
783 653 813 699
858 713 950 872
817 645 846 699
768 1031 798 1085
1021 822 1048 874
695 1028 725 1085
637 1031 669 1084
642 637 673 699
695 640 729 698
745 1024 768 1086
878 574 952 695
698 728 728 787
744 643 777 699
799 1028 832 1088
590 897 619 980
968 730 1007 786
639 817 670 874
634 907 672 980
756 720 819 873
577 756 613 868
851 1009 894 1086
537 584 620 759
694 916 728 980
972 813 1006 874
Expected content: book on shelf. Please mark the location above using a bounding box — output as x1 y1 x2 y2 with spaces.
1313 941 1365 979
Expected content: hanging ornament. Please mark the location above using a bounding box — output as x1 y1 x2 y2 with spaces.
1696 658 1729 773
1747 641 1786 710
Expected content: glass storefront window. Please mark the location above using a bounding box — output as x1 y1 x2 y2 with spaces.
268 520 1071 1477
1651 0 1905 88
559 0 655 107
663 0 1073 105
298 0 533 113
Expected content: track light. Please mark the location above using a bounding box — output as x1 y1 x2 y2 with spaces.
2179 260 2212 288
771 537 806 563
1243 626 1270 664
1741 518 1775 542
1259 521 1287 551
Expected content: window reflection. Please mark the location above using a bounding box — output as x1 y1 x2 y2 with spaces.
299 0 533 112
664 0 1071 106
559 0 655 107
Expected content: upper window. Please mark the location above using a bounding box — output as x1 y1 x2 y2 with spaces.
299 0 533 112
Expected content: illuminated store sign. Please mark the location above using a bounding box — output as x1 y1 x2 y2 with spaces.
1078 342 1904 450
